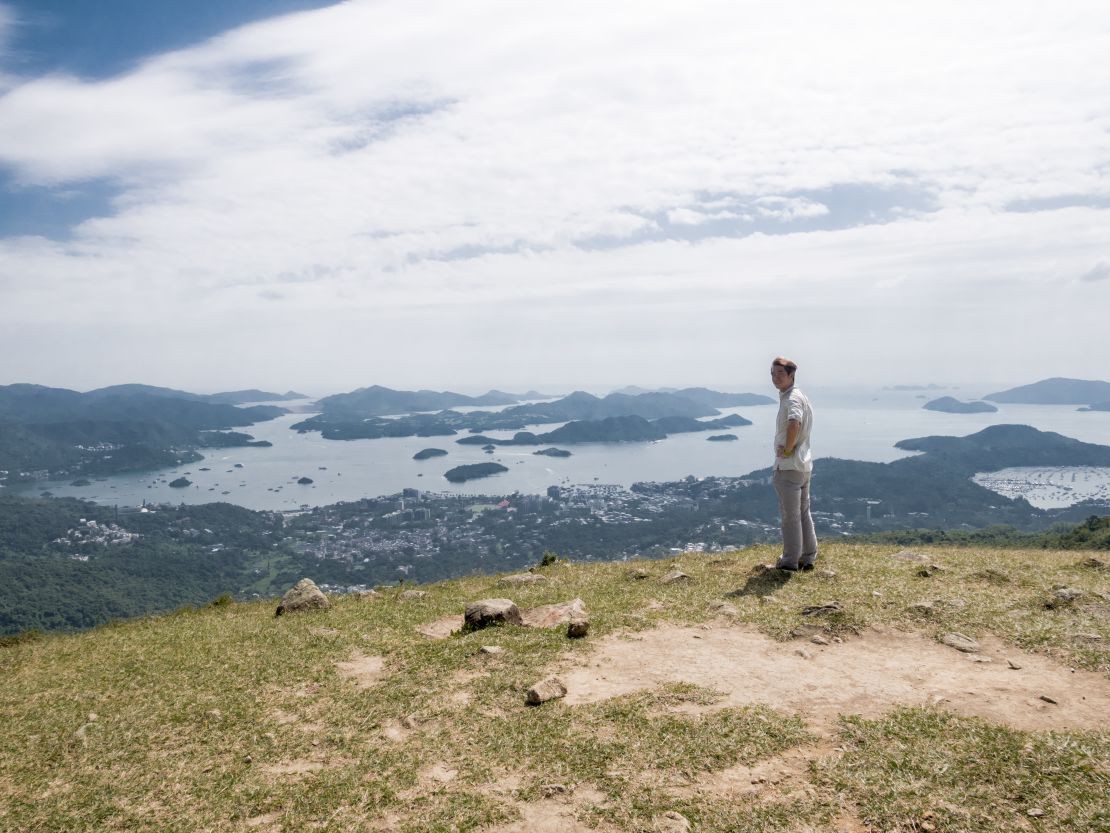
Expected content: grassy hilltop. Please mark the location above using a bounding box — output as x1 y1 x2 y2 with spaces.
2 543 1108 833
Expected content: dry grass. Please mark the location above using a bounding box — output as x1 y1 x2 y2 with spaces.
1 542 1107 832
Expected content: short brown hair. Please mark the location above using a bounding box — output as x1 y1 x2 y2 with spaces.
772 357 797 376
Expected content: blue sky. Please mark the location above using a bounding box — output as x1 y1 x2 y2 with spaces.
0 1 1107 394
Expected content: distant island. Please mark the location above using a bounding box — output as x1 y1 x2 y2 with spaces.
293 388 761 442
458 413 753 447
169 477 191 488
413 448 448 460
1079 401 1110 412
444 462 508 483
533 447 572 457
297 477 314 485
985 377 1110 405
707 434 738 441
0 383 284 484
206 389 308 404
923 396 998 414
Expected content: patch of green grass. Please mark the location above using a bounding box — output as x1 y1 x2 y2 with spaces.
1 542 1107 831
820 708 1110 832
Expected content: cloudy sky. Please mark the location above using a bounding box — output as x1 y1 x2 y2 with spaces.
0 0 1107 396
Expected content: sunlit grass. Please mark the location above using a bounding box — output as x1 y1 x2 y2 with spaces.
1 542 1107 831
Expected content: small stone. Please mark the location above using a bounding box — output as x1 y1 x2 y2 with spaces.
660 569 691 584
243 754 253 764
628 568 651 580
356 589 380 599
968 655 992 663
810 635 830 645
916 563 946 577
909 601 935 615
399 589 427 600
1080 557 1108 570
801 602 842 616
941 632 980 653
709 601 739 616
541 783 568 797
1039 694 1058 704
567 618 590 639
795 648 813 659
275 578 329 616
464 599 523 630
1027 808 1045 817
1007 659 1022 669
526 677 567 705
816 569 837 579
653 810 691 833
479 645 505 656
1045 586 1084 609
86 712 98 723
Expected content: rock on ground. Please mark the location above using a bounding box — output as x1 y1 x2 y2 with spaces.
464 598 524 630
521 598 587 628
275 578 329 616
660 569 691 584
567 618 590 638
526 677 567 705
941 632 980 653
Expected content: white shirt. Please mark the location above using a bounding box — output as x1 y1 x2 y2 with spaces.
774 385 813 472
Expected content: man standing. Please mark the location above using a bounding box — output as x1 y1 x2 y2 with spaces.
770 357 816 571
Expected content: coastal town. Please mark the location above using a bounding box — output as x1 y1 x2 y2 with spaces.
273 477 855 592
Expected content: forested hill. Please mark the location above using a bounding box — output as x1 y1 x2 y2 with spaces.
0 384 285 483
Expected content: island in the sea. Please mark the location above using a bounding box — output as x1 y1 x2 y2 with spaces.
413 448 448 460
923 396 998 414
707 434 738 441
444 462 509 483
169 477 191 488
985 377 1110 404
533 447 572 457
297 476 314 485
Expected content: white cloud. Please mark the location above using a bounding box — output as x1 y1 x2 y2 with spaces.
1081 261 1110 282
0 0 1108 390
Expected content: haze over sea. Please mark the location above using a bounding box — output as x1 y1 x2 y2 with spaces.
24 387 1110 512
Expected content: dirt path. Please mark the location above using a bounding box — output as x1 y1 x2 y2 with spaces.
557 624 1110 732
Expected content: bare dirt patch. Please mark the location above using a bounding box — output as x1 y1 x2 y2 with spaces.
416 615 464 639
479 784 614 833
664 741 836 802
335 652 387 689
557 624 1110 732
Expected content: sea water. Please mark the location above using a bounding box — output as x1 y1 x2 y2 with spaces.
19 388 1110 511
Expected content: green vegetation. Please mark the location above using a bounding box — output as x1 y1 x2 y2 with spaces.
443 462 509 483
860 515 1110 550
1 542 1107 832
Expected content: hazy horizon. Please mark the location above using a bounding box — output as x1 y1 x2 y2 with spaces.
2 2 1108 392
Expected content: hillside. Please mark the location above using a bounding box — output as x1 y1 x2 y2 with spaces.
984 378 1110 405
2 543 1107 833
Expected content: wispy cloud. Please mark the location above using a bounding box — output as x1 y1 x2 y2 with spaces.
1081 261 1110 282
0 0 1108 390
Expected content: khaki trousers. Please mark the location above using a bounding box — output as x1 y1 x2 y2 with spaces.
773 468 817 568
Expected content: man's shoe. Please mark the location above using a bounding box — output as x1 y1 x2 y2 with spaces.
800 563 816 572
776 563 799 572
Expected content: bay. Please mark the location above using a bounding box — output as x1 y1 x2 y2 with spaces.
23 388 1110 511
